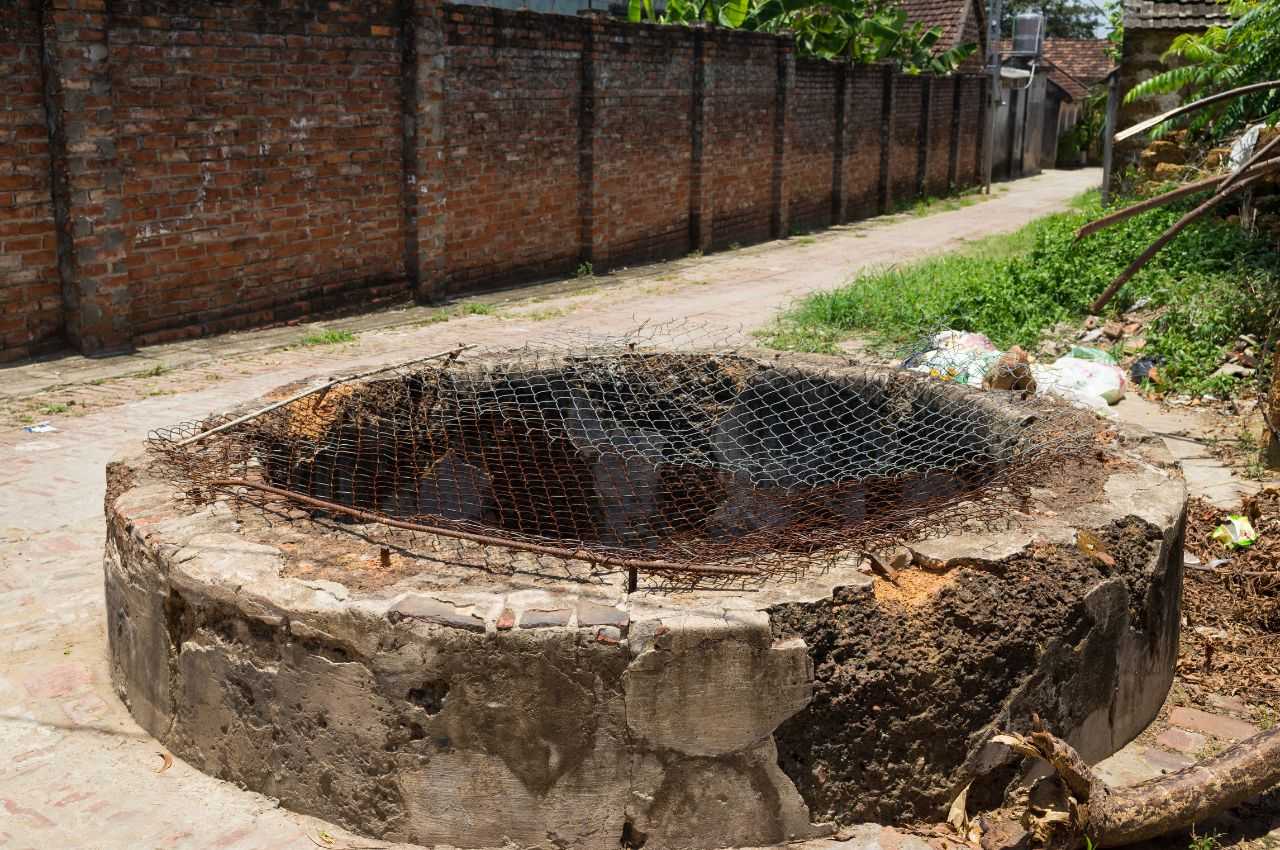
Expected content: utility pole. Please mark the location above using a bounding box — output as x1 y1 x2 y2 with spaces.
982 0 1003 192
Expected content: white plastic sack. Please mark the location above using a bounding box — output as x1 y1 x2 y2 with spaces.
1032 355 1126 409
1230 125 1262 173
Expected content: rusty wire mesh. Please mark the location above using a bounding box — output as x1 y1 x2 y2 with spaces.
147 334 1103 590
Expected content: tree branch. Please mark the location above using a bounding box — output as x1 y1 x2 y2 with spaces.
1089 172 1266 313
1075 156 1280 241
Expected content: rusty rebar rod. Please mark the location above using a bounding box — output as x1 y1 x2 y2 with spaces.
176 344 473 447
207 478 761 578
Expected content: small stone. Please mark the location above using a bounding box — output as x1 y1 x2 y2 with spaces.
1212 362 1255 379
1193 625 1229 641
496 608 515 630
1155 726 1205 755
1207 693 1250 716
391 595 485 633
1102 321 1125 340
1140 745 1195 774
519 608 571 629
576 601 628 629
595 626 622 644
1168 706 1259 740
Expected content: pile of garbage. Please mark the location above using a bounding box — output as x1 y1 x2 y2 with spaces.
903 330 1126 412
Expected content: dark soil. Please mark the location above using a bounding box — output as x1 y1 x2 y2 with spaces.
768 516 1170 826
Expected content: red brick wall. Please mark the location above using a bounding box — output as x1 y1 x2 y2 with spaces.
925 77 955 196
1 1 988 361
109 1 407 347
842 65 888 221
0 1 61 362
890 75 925 205
786 59 837 234
444 7 583 291
590 20 694 268
705 32 778 251
956 75 984 187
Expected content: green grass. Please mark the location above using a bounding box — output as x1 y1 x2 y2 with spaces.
39 402 70 415
299 328 356 346
1187 828 1221 850
762 190 1280 397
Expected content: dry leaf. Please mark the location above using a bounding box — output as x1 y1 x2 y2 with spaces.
947 781 972 833
155 751 173 773
991 733 1040 759
1076 531 1116 568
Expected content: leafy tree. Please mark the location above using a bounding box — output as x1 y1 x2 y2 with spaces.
1124 0 1280 139
998 0 1103 39
627 0 976 73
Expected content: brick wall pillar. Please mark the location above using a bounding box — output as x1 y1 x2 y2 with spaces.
689 28 713 252
877 65 895 214
831 63 849 223
406 0 447 303
39 0 131 355
974 75 988 182
580 16 605 271
771 39 794 239
916 76 932 198
948 76 963 189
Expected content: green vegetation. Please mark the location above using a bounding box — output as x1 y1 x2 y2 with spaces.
1187 827 1222 850
762 191 1280 396
904 191 982 216
628 0 975 73
999 0 1102 38
575 261 594 279
299 328 356 346
1126 0 1280 139
39 402 70 415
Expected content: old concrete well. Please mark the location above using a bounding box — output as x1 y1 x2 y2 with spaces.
106 349 1187 850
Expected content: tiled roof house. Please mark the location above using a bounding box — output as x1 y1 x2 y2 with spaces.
1117 0 1232 157
899 0 988 69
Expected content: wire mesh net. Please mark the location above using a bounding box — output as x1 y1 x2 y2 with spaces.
147 334 1102 589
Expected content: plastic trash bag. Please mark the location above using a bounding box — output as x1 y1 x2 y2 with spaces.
1031 355 1127 408
906 330 1001 386
1068 345 1116 365
1212 514 1257 548
1230 125 1262 173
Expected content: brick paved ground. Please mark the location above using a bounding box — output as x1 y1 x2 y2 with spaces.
8 168 1267 849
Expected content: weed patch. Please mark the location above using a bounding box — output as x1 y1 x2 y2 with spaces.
762 192 1280 396
299 328 355 346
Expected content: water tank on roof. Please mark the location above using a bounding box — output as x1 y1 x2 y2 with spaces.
1011 12 1045 57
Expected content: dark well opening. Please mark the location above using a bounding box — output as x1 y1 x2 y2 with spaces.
228 353 1047 573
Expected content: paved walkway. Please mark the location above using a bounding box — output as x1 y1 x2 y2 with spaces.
4 167 1251 850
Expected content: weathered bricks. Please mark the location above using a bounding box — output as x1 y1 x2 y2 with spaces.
392 594 486 632
0 2 62 362
1168 706 1259 741
0 2 986 362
